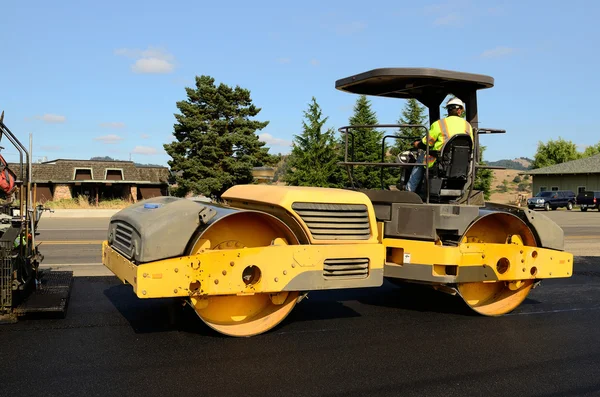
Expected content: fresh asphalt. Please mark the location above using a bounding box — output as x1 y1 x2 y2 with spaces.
1 210 597 396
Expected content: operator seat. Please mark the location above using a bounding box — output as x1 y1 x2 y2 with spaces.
426 134 474 203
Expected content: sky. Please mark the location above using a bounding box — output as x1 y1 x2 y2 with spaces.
1 0 599 166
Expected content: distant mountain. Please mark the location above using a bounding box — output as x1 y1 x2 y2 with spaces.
486 157 533 171
89 156 165 168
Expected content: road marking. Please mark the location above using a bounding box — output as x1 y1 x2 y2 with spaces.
38 228 107 231
565 235 600 240
37 240 104 245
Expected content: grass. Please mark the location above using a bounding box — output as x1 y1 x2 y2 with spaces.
43 195 131 209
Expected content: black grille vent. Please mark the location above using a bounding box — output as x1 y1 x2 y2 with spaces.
323 258 369 279
291 202 370 240
113 222 134 258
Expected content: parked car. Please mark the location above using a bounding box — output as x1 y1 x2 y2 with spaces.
576 191 600 211
527 190 576 211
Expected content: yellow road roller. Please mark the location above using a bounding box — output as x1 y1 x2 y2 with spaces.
102 68 573 337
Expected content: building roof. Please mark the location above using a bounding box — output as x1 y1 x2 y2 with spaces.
523 154 600 175
7 159 170 184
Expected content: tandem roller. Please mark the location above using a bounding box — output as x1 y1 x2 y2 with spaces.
102 67 574 337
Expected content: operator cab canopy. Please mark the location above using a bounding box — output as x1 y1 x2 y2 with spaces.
334 67 494 126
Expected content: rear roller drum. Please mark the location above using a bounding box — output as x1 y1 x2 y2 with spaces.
457 212 537 316
188 211 301 337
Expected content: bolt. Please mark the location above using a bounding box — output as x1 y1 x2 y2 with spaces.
173 289 178 293
520 250 523 254
549 272 552 276
175 268 178 273
291 263 296 268
142 290 147 295
222 270 227 275
482 254 485 259
521 259 524 263
283 270 287 275
143 273 148 278
230 261 235 267
214 279 219 284
275 277 279 282
522 268 526 272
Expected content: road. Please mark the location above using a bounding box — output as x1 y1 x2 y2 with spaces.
35 210 600 268
2 208 595 396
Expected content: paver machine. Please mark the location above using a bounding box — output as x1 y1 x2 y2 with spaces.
102 68 574 337
0 112 72 323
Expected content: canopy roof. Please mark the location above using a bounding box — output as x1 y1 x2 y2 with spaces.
335 67 494 101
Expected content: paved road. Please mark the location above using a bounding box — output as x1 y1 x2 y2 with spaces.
2 257 599 397
34 210 600 269
2 210 599 396
36 218 108 265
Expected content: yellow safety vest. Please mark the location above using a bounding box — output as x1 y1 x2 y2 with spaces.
421 116 473 167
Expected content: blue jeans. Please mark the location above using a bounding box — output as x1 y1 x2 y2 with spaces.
406 152 425 192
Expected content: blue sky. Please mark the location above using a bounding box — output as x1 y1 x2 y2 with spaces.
1 0 599 166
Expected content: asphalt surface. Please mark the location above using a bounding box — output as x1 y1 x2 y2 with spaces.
2 210 597 396
1 258 600 397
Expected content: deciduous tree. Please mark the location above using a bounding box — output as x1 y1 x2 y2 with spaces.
531 137 581 169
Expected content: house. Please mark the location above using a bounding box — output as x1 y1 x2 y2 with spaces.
522 154 600 194
8 159 170 203
252 166 276 184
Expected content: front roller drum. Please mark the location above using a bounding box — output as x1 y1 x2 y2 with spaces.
188 211 303 337
457 212 537 316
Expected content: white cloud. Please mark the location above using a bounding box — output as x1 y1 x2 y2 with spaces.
99 122 125 129
277 57 291 64
480 46 516 59
114 46 175 74
335 21 366 35
140 134 150 139
259 133 292 147
40 145 62 152
433 13 463 26
94 134 124 144
34 114 66 123
131 145 157 155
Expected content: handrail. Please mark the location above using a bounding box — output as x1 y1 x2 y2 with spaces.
338 124 431 203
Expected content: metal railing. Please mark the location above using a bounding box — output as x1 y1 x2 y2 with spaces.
338 124 432 203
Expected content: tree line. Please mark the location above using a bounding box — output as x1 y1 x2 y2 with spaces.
164 75 494 200
531 138 600 169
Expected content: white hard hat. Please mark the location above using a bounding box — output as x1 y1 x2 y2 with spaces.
446 97 464 109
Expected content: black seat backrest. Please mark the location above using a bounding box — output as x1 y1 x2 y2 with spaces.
437 133 473 181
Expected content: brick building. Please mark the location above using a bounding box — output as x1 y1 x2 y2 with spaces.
8 159 170 203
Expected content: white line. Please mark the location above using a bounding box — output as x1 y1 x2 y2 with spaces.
38 228 106 231
506 306 600 316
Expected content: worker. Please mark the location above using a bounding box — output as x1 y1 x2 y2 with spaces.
405 97 473 192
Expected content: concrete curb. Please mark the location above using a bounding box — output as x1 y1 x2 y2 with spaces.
43 209 120 218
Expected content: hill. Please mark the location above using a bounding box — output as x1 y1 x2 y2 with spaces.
486 157 533 171
489 168 533 205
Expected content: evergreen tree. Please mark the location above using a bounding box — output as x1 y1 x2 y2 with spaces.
163 75 272 199
340 95 384 189
394 98 428 155
474 145 493 200
284 97 340 187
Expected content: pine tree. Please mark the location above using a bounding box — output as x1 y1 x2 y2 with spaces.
284 97 340 187
340 95 384 189
474 146 493 200
163 75 272 199
394 98 428 155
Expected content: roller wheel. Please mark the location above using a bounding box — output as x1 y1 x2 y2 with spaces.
457 212 537 316
188 211 301 337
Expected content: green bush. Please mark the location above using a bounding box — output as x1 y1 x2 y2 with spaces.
513 175 522 183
